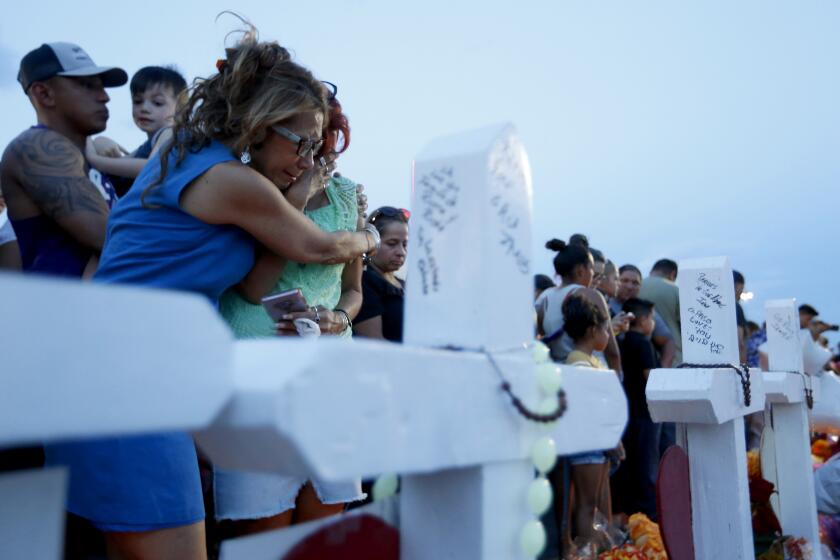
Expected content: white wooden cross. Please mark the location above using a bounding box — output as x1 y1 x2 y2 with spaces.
0 124 628 560
646 256 766 560
199 123 628 559
760 298 821 550
0 272 236 559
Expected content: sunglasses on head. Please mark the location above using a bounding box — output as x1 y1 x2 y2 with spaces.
321 80 338 100
270 125 324 159
369 206 410 223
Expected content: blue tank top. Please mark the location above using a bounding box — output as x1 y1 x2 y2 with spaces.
94 140 255 304
11 126 118 277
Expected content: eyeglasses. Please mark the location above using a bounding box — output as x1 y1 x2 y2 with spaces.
270 125 324 158
369 206 410 223
321 81 338 100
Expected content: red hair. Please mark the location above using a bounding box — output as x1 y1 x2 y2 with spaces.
319 97 350 156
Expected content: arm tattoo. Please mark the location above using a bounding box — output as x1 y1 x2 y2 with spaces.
10 130 109 220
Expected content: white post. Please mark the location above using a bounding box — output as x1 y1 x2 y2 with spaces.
762 299 821 550
646 257 766 560
400 123 551 560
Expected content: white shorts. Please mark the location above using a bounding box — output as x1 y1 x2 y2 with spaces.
213 468 366 521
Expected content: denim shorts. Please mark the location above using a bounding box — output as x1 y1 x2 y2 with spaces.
567 450 606 466
213 468 366 521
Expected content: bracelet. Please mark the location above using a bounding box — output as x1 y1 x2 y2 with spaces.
334 308 352 330
362 224 381 253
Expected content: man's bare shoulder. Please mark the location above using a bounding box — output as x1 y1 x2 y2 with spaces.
2 127 84 177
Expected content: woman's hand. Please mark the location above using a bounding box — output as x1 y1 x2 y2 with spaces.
355 182 368 228
283 152 338 211
275 305 348 336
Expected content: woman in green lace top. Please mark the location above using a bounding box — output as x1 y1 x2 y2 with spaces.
218 172 361 338
214 92 366 536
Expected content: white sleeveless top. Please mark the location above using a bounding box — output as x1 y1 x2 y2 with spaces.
535 283 585 362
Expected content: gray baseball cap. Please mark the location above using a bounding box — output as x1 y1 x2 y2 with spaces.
18 42 128 92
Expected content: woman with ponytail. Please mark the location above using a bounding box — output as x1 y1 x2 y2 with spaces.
44 25 377 559
536 238 624 550
535 238 622 371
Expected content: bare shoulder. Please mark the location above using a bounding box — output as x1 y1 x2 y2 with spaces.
182 161 280 223
2 128 107 220
2 127 85 177
201 161 276 202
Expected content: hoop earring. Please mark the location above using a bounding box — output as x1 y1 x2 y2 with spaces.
240 146 252 165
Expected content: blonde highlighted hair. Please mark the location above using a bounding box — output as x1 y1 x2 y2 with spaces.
143 20 328 205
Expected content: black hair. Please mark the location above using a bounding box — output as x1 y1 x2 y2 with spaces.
562 294 607 341
623 297 655 326
569 233 589 249
733 270 745 285
545 238 591 279
534 274 555 292
618 264 642 278
746 320 761 333
130 66 187 97
651 259 678 276
368 206 409 234
800 304 819 317
590 247 605 264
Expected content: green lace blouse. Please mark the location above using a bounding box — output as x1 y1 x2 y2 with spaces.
219 175 359 339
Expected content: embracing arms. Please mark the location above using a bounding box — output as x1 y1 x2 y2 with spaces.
181 162 375 266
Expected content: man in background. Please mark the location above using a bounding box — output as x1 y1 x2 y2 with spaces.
1 42 126 278
612 264 676 367
639 258 681 365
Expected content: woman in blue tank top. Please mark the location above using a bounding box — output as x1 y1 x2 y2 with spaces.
45 28 379 560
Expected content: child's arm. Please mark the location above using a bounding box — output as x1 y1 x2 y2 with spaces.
84 129 172 178
92 136 129 158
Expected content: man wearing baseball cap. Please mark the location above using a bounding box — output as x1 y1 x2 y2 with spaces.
0 42 127 278
0 42 127 557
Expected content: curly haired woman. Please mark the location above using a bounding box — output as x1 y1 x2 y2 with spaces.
44 26 378 560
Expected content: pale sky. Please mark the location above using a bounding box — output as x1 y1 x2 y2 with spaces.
2 0 838 347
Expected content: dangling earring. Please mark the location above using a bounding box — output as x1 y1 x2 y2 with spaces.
240 146 252 165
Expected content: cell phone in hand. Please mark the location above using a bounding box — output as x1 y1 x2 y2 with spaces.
261 289 309 323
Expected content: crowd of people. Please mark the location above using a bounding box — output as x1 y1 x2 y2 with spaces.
0 26 409 560
1 22 839 560
533 234 840 554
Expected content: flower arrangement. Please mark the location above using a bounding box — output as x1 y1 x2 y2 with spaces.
597 514 667 560
756 536 812 560
748 450 813 559
811 438 833 464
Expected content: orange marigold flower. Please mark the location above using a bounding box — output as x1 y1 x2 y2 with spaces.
747 450 761 478
812 439 832 461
